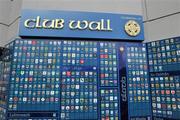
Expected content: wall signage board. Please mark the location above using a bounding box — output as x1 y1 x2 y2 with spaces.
19 9 144 41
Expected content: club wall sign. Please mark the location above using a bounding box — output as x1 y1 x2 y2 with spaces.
19 9 144 41
24 16 112 31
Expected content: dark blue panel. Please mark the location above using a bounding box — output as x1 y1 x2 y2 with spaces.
8 40 61 111
100 89 119 120
150 72 180 120
99 42 118 87
6 39 154 120
147 37 180 120
147 37 180 72
117 43 152 120
60 41 98 120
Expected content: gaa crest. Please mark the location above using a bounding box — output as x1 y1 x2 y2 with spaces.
124 20 141 37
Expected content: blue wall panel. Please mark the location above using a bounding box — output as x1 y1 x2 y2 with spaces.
147 37 180 120
5 39 152 120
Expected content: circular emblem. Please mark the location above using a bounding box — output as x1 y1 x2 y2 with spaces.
124 20 141 37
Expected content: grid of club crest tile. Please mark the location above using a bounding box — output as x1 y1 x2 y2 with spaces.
147 38 180 120
3 39 174 120
60 41 98 120
126 44 151 119
99 42 119 120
